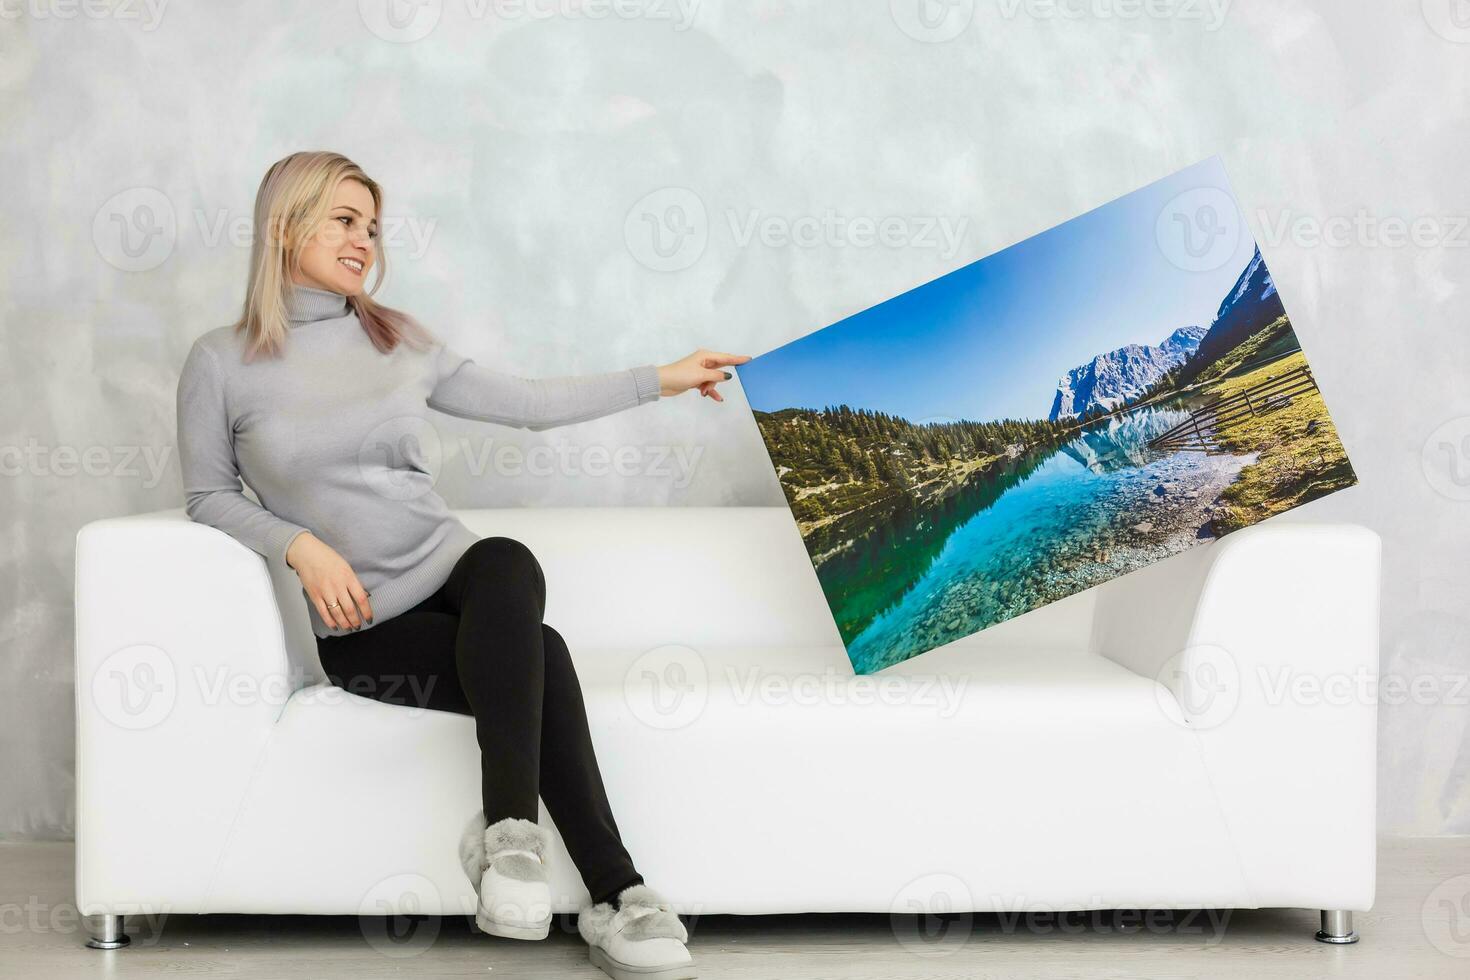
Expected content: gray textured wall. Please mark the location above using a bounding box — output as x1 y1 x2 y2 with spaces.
2 2 1466 839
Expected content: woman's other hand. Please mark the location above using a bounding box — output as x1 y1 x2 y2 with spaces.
656 348 752 403
286 532 374 631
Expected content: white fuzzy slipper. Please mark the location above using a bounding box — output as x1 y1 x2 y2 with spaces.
578 884 696 980
475 816 552 940
458 810 489 886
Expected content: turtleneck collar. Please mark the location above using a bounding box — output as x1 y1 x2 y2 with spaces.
285 283 351 325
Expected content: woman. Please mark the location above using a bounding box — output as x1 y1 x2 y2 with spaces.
175 150 748 980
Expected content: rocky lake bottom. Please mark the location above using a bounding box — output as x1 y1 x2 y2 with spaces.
844 447 1257 673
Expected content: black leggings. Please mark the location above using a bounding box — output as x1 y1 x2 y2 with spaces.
314 536 643 906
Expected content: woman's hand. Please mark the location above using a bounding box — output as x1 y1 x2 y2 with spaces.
286 532 374 631
656 348 752 402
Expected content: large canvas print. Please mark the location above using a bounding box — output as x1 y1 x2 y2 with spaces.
737 158 1358 674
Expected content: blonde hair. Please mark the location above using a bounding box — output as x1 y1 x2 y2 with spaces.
234 150 434 360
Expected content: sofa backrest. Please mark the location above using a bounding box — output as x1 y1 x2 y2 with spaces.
266 506 1098 678
456 506 843 650
457 506 1095 656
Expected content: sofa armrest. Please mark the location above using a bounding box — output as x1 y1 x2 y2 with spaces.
74 509 299 915
1091 522 1381 717
1090 521 1381 910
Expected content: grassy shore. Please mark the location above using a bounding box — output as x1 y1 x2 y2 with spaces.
1201 349 1357 533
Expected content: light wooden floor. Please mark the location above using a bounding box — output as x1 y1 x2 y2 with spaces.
2 837 1467 979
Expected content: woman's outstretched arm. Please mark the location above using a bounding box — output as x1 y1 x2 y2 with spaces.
425 343 661 431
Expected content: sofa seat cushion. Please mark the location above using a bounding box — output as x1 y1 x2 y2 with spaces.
202 646 1250 915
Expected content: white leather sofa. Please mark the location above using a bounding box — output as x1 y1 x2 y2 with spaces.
73 506 1379 949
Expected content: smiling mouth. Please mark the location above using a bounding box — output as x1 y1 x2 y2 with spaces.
338 257 365 275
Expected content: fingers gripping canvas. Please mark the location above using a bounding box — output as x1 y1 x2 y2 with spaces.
736 158 1358 675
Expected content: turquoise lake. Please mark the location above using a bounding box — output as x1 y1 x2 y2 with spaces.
825 399 1254 673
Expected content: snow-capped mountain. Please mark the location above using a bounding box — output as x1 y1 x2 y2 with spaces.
1187 244 1285 372
1047 324 1207 422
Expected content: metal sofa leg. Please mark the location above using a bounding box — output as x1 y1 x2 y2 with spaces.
1315 909 1359 944
85 914 130 949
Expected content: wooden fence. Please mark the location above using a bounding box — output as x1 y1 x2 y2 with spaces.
1146 364 1318 452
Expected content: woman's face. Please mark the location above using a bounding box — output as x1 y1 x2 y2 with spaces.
291 178 378 295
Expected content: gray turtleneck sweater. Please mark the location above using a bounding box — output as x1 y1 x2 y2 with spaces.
176 284 661 639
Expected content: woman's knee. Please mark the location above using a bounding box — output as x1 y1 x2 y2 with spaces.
459 536 545 597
